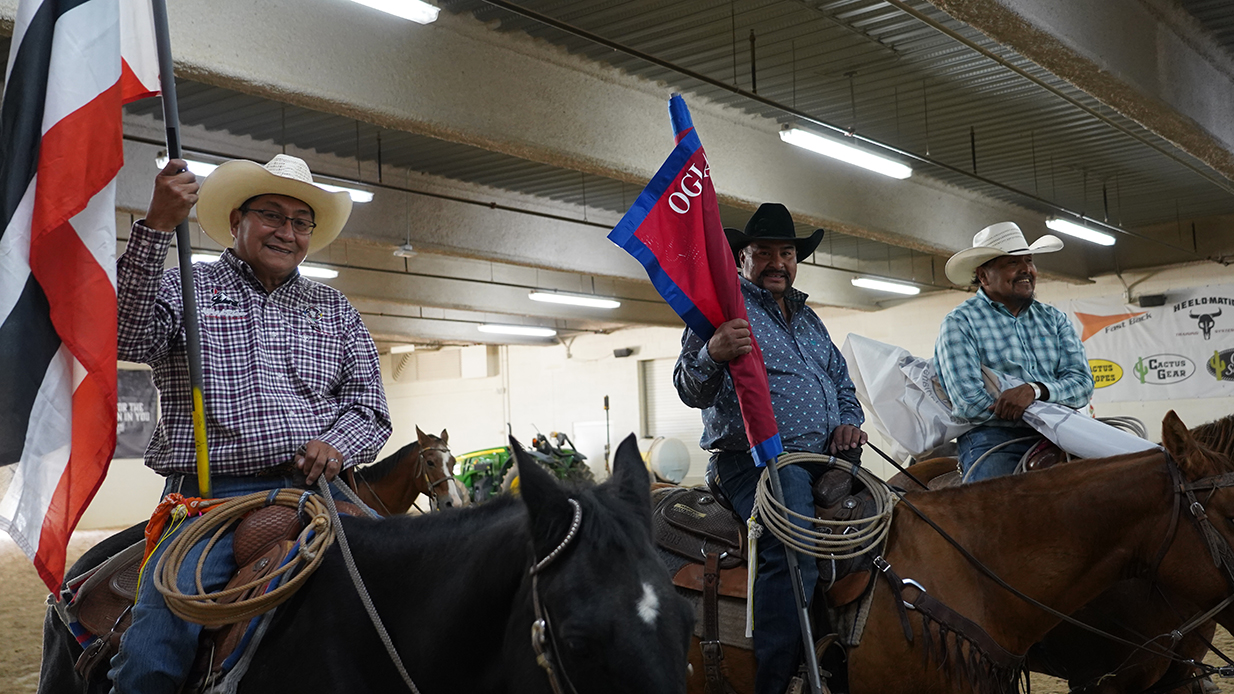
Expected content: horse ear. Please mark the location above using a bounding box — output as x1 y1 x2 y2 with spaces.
1161 411 1190 458
510 436 573 555
610 433 652 518
416 426 428 445
440 429 449 445
1162 410 1220 479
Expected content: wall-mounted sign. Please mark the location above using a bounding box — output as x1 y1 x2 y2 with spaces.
116 370 156 459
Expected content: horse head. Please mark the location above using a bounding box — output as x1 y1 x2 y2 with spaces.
510 433 693 694
1158 410 1234 632
416 425 466 510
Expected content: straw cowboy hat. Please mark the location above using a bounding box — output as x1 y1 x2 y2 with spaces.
195 154 353 254
724 203 825 264
944 221 1063 286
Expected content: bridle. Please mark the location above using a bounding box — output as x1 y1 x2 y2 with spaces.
529 498 584 694
417 443 459 510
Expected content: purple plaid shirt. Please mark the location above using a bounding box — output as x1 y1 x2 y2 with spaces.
117 223 391 476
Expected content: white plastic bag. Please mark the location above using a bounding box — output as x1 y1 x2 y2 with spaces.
841 334 973 460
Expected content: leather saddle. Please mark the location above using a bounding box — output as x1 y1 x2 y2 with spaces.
65 500 362 689
811 466 882 608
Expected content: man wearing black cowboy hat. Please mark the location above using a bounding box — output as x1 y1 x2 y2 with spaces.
674 203 866 694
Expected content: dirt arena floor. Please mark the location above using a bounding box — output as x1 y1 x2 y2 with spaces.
3 530 1234 693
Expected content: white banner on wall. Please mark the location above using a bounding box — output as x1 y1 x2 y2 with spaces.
1061 284 1234 402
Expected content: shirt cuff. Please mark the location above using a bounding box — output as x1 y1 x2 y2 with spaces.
129 221 176 259
691 342 722 378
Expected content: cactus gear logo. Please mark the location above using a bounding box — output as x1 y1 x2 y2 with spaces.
1207 349 1234 382
1133 354 1195 385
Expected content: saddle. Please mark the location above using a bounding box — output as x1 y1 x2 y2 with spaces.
65 500 362 689
812 466 882 608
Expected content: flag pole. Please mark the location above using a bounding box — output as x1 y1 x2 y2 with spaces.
764 455 823 694
150 0 211 497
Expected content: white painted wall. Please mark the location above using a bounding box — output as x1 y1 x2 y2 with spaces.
78 260 1234 529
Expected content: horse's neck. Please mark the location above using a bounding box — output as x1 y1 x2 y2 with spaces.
902 452 1171 650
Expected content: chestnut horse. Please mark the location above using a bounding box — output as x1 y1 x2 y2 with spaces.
349 427 465 515
686 412 1234 694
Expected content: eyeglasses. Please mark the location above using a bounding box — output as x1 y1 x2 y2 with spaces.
240 207 316 235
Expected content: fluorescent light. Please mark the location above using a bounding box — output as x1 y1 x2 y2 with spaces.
478 324 557 338
851 277 921 295
156 155 217 178
299 265 339 279
528 291 621 309
1046 218 1116 246
316 182 374 203
156 155 373 203
779 128 912 180
191 253 220 264
346 0 439 23
389 344 417 354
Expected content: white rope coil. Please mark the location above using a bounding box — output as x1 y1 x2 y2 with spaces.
751 452 896 561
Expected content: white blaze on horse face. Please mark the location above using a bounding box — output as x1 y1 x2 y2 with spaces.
444 478 466 508
636 582 660 626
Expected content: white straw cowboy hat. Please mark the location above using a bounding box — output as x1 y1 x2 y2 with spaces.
944 222 1064 286
195 154 353 254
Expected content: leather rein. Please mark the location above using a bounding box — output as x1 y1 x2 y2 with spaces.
867 443 1234 670
529 498 584 694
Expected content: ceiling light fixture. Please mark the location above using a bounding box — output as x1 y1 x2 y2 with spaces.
780 127 912 180
528 291 621 309
392 243 417 258
156 155 373 203
851 277 921 295
1046 218 1116 246
389 344 417 354
477 324 558 338
346 0 439 24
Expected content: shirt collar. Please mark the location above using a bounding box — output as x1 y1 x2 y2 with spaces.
739 275 809 308
220 249 302 294
975 287 1036 317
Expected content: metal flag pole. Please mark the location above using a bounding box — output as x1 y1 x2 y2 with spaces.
150 0 211 497
764 455 823 694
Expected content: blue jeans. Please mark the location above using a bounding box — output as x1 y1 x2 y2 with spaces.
713 451 825 694
108 474 351 694
957 426 1038 483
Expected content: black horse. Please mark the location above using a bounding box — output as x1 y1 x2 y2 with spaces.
40 434 693 693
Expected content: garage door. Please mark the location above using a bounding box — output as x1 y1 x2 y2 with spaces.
639 358 712 483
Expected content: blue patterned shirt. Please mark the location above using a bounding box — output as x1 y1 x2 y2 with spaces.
934 289 1093 426
117 223 392 476
674 277 864 453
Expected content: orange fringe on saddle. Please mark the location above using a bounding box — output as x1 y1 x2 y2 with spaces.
142 494 222 566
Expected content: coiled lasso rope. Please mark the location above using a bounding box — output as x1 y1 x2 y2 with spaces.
154 489 335 626
745 453 896 636
751 452 896 561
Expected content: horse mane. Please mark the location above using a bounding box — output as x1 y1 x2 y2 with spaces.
1189 414 1234 461
354 440 420 483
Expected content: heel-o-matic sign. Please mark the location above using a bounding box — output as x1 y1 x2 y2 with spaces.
1065 286 1234 402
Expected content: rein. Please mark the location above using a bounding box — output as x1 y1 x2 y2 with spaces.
528 498 584 694
867 443 1234 668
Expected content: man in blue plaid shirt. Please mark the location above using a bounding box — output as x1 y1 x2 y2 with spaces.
935 222 1093 482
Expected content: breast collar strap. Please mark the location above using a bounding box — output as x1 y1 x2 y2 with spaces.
529 498 583 694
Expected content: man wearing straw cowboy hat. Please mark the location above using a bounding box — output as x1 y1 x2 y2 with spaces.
935 221 1093 482
109 154 391 692
675 203 866 694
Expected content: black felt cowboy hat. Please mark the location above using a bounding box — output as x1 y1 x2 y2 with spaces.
724 203 826 264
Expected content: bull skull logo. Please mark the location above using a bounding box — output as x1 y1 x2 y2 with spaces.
1191 308 1222 340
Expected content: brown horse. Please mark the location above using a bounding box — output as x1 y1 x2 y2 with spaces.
686 412 1234 694
349 427 465 515
889 448 1218 693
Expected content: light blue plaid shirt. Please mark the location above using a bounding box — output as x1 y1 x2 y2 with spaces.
934 289 1093 426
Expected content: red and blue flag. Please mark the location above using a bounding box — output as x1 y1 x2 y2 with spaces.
608 95 783 465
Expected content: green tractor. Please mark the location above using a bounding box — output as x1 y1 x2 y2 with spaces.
457 431 595 503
